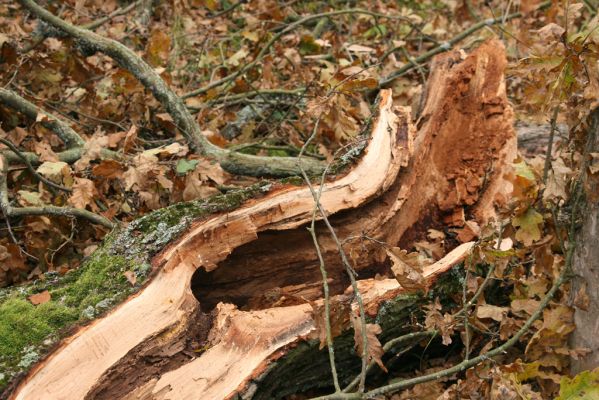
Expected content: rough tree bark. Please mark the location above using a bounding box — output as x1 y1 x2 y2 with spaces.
569 109 599 373
4 40 516 400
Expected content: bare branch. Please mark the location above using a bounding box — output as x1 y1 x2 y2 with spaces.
0 137 72 192
183 8 410 99
18 0 324 177
20 0 143 53
0 88 85 147
379 0 551 86
0 155 114 229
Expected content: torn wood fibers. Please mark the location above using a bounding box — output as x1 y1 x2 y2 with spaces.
11 39 516 400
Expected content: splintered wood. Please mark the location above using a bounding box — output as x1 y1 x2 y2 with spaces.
10 40 516 400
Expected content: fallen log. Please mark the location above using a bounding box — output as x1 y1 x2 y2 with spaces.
4 39 516 400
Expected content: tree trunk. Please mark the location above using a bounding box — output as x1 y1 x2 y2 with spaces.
569 109 599 373
5 39 516 400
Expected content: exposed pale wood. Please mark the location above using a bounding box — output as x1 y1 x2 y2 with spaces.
10 39 517 400
131 243 474 400
12 90 411 400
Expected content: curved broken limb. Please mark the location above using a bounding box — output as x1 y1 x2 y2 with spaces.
10 87 409 400
3 39 519 400
17 0 324 178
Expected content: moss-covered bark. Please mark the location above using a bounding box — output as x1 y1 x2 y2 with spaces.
247 268 465 400
0 182 272 393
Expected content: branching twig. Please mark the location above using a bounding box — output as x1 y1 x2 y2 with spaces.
0 155 114 229
298 126 370 392
0 138 72 193
303 119 341 392
310 259 570 399
0 87 120 166
18 0 324 177
182 8 409 99
0 88 85 148
20 0 143 53
379 1 552 86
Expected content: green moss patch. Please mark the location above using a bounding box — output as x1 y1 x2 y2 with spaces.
0 182 272 394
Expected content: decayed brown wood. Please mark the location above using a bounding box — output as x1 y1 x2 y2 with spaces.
11 39 516 400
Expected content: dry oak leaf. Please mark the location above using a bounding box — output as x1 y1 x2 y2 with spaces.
309 297 351 350
424 297 455 345
386 247 428 293
92 159 125 179
74 133 110 172
512 207 544 246
351 313 387 372
476 304 509 322
68 177 98 210
33 141 59 162
37 161 72 185
28 290 51 305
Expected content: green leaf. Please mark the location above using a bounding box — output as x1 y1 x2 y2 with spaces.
363 24 388 39
514 161 536 182
513 207 544 246
299 35 321 55
556 367 599 400
176 159 199 176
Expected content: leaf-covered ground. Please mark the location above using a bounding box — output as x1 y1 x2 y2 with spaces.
1 0 599 398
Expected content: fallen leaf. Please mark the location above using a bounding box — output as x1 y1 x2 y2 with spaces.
309 297 351 349
477 304 509 322
352 313 387 372
68 177 97 210
123 271 137 286
92 159 125 179
176 159 199 176
556 367 599 400
387 247 428 292
28 290 51 305
17 191 44 207
33 141 59 162
513 207 544 246
424 297 454 345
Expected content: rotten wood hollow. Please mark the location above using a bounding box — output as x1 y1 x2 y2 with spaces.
10 39 516 400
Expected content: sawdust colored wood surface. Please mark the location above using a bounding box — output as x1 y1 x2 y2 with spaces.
10 39 517 400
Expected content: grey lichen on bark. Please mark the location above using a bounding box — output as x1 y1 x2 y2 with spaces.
0 181 272 395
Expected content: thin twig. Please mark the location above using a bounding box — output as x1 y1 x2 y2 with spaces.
207 0 245 18
543 106 560 184
0 88 85 147
298 135 370 392
311 257 571 400
304 119 341 392
0 155 114 229
20 0 143 53
19 0 324 177
379 1 552 86
298 108 373 391
343 331 437 392
0 137 72 193
182 8 409 99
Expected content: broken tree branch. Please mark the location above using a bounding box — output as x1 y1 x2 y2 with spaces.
0 137 72 193
18 0 324 177
0 88 85 148
0 155 114 228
